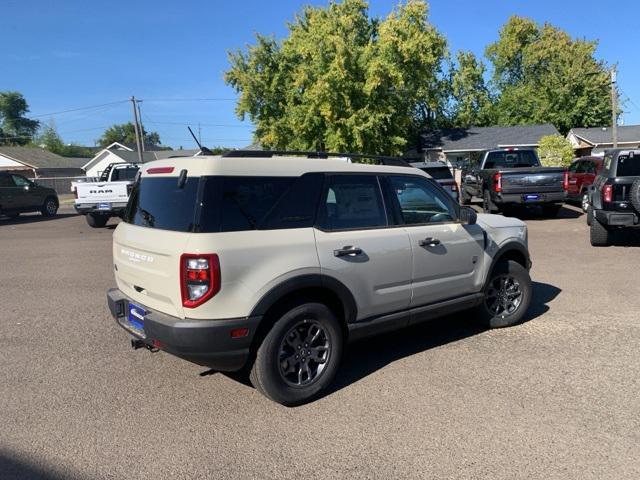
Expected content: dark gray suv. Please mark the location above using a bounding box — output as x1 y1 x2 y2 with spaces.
0 172 59 219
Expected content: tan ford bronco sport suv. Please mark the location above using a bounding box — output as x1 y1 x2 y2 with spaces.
107 151 532 405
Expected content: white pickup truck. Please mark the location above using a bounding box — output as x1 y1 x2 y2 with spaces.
73 163 139 228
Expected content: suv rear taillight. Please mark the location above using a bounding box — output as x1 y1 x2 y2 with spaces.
563 171 569 191
180 254 221 308
493 172 502 193
602 184 613 203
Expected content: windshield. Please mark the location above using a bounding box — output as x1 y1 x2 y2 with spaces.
418 166 453 180
484 150 540 169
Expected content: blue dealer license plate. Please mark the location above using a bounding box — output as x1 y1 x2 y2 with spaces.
97 203 111 211
523 194 541 202
128 302 145 331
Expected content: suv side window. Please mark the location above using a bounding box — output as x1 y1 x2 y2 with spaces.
11 175 30 187
568 161 580 173
0 175 13 187
584 161 596 174
317 175 387 230
388 175 457 225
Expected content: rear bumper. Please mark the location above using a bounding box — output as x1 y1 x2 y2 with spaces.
496 191 566 205
107 288 262 371
594 210 639 227
75 202 128 215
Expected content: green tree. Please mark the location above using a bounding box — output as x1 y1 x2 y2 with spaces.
537 134 575 167
0 91 40 146
35 121 65 154
98 122 161 148
486 16 611 134
450 51 494 127
225 0 448 155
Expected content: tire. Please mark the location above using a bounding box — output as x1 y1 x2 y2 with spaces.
581 191 590 213
86 213 108 228
586 206 593 226
41 197 58 217
461 190 472 205
541 204 561 218
630 178 640 214
473 260 532 328
249 302 343 406
590 218 613 247
483 190 499 214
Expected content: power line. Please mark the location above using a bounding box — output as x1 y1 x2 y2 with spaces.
143 119 251 128
141 98 236 102
29 100 129 119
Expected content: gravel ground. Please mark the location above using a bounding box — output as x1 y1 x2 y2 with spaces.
1 204 639 479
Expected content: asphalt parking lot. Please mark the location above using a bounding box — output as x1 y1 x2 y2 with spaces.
1 205 639 480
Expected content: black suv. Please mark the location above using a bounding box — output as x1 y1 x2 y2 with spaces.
588 149 640 246
0 172 59 219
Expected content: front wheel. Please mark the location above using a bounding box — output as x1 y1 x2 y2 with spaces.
473 260 532 328
581 192 590 213
41 197 58 217
86 213 108 228
249 302 343 406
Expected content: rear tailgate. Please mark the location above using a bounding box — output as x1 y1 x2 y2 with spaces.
113 223 190 319
500 167 565 194
75 181 130 204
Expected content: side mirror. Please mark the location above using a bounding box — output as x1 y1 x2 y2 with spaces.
459 206 477 225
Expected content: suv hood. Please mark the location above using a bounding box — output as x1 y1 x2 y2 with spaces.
476 213 526 229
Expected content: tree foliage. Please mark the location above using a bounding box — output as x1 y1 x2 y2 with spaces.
486 16 612 134
537 134 575 167
225 0 447 155
98 122 161 148
450 51 494 127
0 91 40 146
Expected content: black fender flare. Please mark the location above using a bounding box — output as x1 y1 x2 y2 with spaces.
484 241 531 289
249 274 357 324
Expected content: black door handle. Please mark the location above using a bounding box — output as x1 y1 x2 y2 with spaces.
419 237 441 247
334 246 363 257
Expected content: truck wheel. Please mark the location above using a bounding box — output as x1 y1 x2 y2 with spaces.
541 204 561 218
473 260 532 328
249 302 343 406
40 197 58 217
483 190 499 214
86 213 108 228
590 218 613 247
461 190 472 205
586 206 593 226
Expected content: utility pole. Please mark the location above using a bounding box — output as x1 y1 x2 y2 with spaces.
610 67 618 148
198 122 202 145
136 100 146 152
130 96 144 163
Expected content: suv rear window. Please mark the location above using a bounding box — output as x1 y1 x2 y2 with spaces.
125 173 323 233
418 166 453 180
615 155 640 177
484 150 540 169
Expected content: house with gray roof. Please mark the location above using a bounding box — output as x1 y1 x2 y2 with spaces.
0 146 86 177
413 124 560 166
567 125 640 156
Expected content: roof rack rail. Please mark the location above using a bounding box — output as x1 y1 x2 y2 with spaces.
222 149 420 167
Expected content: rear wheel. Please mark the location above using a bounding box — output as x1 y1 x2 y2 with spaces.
590 218 613 247
586 206 593 226
541 204 561 218
473 260 532 328
86 213 108 228
41 197 58 217
249 302 343 406
461 190 472 205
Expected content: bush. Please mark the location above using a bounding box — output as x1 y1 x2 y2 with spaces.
537 134 574 167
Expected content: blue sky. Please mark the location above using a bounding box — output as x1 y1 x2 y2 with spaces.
3 0 640 149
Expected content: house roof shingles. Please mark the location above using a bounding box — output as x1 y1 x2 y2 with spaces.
0 146 86 169
570 125 640 145
421 124 559 152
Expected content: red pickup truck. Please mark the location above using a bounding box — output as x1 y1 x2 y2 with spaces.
566 156 603 212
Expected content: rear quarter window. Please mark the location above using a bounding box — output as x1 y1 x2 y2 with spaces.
419 166 453 180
